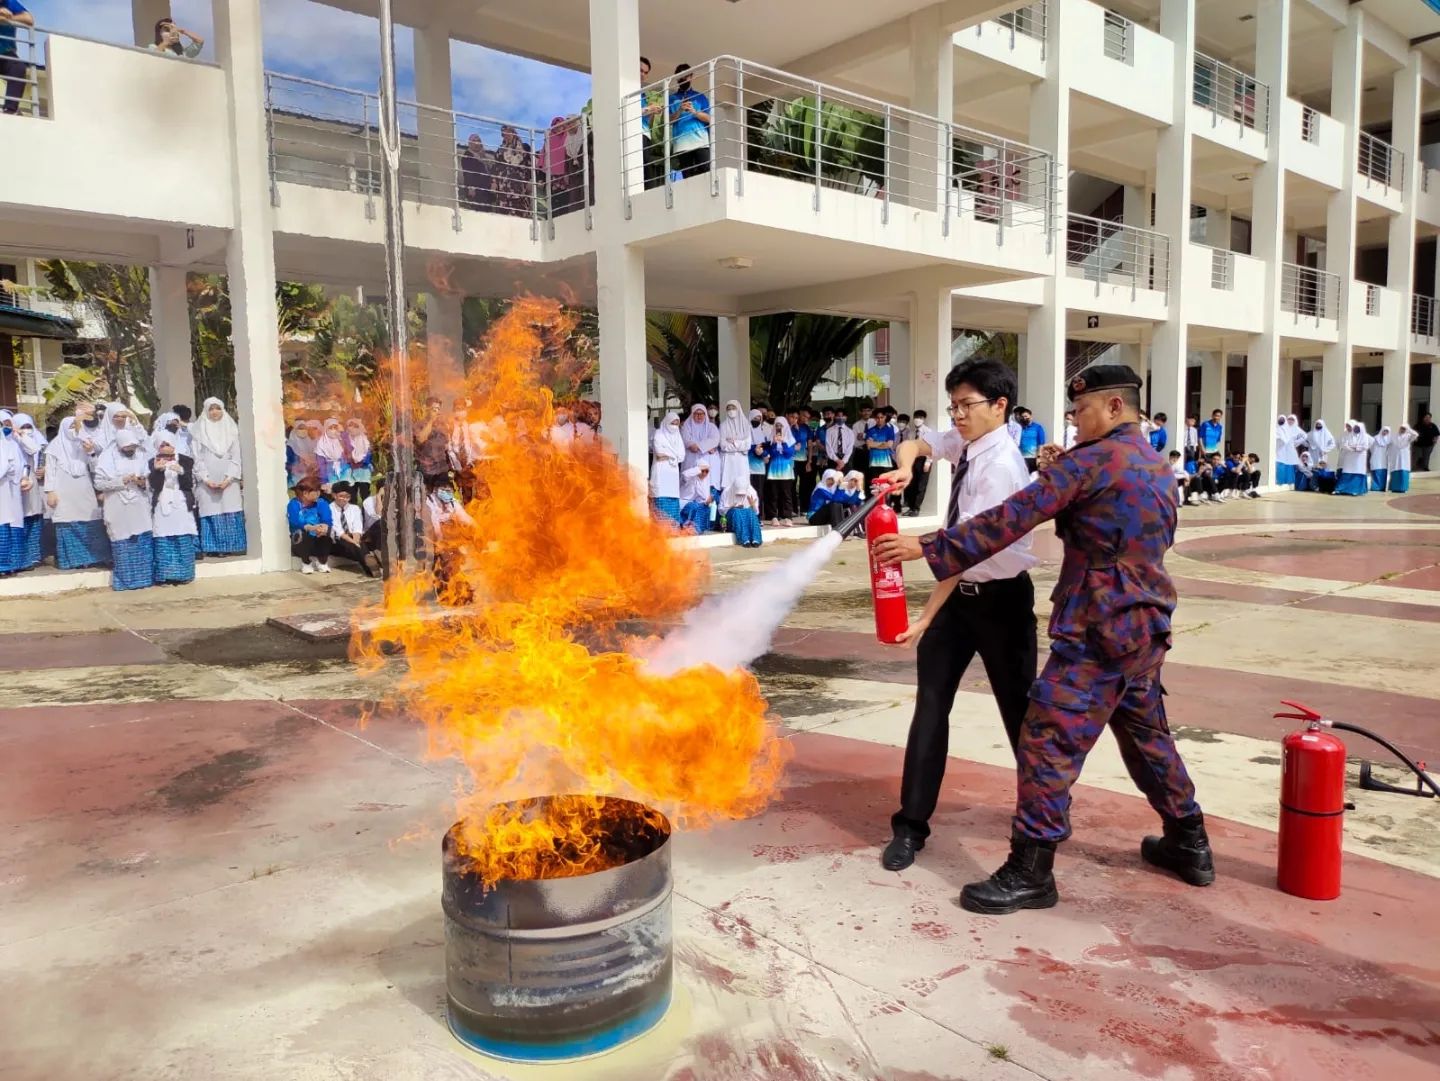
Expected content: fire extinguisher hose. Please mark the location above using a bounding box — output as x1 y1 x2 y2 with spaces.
1327 721 1440 799
835 490 887 539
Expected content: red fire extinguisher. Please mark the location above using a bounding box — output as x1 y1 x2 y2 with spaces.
1275 700 1347 900
866 485 910 645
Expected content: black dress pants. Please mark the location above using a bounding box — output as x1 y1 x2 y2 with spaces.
904 458 930 514
891 573 1038 841
291 531 333 562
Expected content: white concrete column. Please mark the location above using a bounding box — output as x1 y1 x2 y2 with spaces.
1149 0 1196 438
1321 7 1364 432
887 321 912 411
214 0 285 569
1279 355 1295 414
589 0 640 220
1244 0 1291 483
424 292 464 393
413 21 456 207
717 315 751 408
132 0 171 48
1023 7 1070 434
1430 363 1440 424
909 287 950 520
596 245 648 479
1122 184 1149 281
149 266 195 411
905 8 954 215
1382 52 1422 429
1199 351 1225 415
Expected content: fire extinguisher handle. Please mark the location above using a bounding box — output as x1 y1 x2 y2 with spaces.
1274 698 1322 722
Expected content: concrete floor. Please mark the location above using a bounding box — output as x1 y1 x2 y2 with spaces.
3 483 1440 1080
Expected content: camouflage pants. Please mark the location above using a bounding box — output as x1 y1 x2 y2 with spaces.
1014 641 1200 842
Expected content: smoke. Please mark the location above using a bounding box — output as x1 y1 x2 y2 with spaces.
639 532 845 677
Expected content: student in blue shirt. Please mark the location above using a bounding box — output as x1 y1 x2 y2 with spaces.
864 408 897 496
286 477 333 574
1198 409 1224 456
666 63 712 178
1012 406 1046 472
0 0 34 116
1149 412 1169 453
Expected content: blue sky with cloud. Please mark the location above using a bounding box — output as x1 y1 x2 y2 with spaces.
34 0 591 127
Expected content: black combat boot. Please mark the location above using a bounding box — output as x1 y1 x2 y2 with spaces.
1141 811 1216 886
959 835 1059 915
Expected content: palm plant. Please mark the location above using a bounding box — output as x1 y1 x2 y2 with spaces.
752 313 881 410
40 362 106 417
646 311 717 407
40 260 156 408
750 96 886 191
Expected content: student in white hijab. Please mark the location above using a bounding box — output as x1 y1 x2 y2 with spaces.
10 414 47 570
717 400 751 492
191 397 247 556
1369 426 1392 491
1335 421 1371 496
807 467 844 528
149 435 199 585
94 431 156 590
44 409 110 570
1388 424 1418 493
747 408 770 519
678 463 716 533
1306 419 1335 469
0 410 30 575
680 403 720 490
287 419 319 487
149 411 191 458
315 417 349 489
1273 415 1299 486
764 415 798 524
650 411 684 525
720 475 763 548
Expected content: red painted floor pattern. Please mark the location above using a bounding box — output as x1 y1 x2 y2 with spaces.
1175 530 1440 589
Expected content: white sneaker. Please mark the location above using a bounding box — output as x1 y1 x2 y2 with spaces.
300 561 314 575
316 560 332 574
1185 495 1199 506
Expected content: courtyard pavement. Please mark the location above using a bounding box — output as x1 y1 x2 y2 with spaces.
2 483 1439 1080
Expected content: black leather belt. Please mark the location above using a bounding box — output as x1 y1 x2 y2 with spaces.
954 572 1030 597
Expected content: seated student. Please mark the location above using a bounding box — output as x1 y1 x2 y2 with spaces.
677 464 716 533
149 435 198 585
1169 451 1196 506
425 479 475 603
835 470 866 537
1294 449 1315 492
287 477 333 574
1191 454 1224 504
806 468 844 528
328 481 378 577
1242 453 1264 498
721 477 763 548
360 476 387 571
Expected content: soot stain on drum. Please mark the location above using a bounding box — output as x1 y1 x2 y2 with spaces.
155 749 266 811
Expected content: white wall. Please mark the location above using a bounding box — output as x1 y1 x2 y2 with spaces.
1281 98 1343 191
2 36 234 228
1063 0 1174 126
1348 281 1401 351
1181 244 1264 333
953 19 1045 76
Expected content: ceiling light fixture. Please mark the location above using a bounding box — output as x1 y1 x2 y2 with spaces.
1238 13 1254 21
1233 172 1252 182
718 256 754 270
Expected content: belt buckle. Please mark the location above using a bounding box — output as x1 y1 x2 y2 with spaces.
957 580 981 597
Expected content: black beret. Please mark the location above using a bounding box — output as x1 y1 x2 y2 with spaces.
1068 364 1143 402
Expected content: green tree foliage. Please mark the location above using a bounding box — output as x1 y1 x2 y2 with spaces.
39 362 106 420
645 312 717 407
750 97 886 190
751 313 881 411
40 260 156 408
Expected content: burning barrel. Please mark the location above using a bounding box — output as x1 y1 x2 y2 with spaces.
441 796 673 1062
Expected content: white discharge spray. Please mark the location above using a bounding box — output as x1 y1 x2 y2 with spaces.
639 532 845 676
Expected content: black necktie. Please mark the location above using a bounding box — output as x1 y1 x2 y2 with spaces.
946 452 971 528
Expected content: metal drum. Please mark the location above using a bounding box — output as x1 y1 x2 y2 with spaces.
441 797 673 1062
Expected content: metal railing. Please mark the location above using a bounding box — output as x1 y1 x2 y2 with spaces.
1300 105 1321 144
1193 53 1268 136
1358 130 1402 190
1362 282 1380 318
1 25 46 117
1102 10 1132 64
1413 295 1437 339
1065 213 1170 295
263 72 592 237
1209 247 1234 290
1424 166 1434 195
991 2 1047 55
1065 340 1120 381
619 56 1057 244
1279 263 1340 322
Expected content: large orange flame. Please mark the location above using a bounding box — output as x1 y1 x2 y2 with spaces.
353 297 789 885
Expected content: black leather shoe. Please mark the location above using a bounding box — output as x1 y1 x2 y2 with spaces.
959 835 1059 914
881 833 923 871
1141 812 1216 886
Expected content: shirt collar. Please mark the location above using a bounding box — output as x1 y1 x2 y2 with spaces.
963 423 1009 460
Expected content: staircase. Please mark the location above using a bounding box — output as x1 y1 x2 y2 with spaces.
1065 339 1119 381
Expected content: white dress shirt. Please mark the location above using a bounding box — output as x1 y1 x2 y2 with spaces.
931 425 1037 583
330 500 364 537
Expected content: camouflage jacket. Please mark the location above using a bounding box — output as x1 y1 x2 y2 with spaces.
920 422 1178 661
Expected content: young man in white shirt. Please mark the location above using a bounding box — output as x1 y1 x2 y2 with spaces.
328 482 378 577
903 409 936 517
874 356 1039 871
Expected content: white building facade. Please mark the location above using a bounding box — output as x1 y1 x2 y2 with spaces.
1 0 1437 590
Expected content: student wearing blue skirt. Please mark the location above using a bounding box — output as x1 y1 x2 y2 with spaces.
722 478 763 547
192 398 248 555
94 431 156 591
1369 426 1391 492
678 463 716 533
149 436 198 585
650 411 684 525
1333 421 1371 496
1388 424 1417 493
44 408 111 570
11 414 46 569
0 410 28 575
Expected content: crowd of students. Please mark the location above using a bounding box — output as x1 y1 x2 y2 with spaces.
1275 416 1418 496
0 399 246 588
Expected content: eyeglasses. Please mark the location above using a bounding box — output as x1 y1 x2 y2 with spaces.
947 397 998 417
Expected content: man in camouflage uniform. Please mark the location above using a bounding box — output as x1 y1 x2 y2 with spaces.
874 364 1213 915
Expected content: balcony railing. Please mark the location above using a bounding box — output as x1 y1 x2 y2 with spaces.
263 72 591 238
1413 295 1437 339
1193 53 1269 136
1065 214 1170 295
1102 10 1133 64
619 57 1057 244
1 26 45 117
1362 282 1381 317
1209 247 1234 290
991 2 1048 55
1300 105 1321 145
1279 263 1340 322
1358 130 1402 190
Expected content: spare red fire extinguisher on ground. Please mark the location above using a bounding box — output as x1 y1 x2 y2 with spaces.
865 485 909 645
1274 699 1439 901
